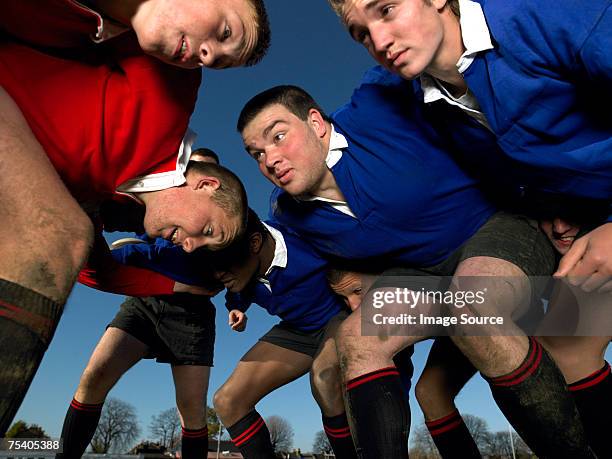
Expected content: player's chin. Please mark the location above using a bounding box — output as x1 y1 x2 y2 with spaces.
394 63 423 81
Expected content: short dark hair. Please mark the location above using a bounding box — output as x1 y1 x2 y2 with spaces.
191 147 220 165
208 208 268 269
245 0 271 66
326 259 385 286
185 161 248 235
237 85 330 133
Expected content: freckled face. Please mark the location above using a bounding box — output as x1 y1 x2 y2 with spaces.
143 183 241 252
241 104 330 196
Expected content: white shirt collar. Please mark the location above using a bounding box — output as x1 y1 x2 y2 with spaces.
420 0 493 96
455 0 494 73
325 124 349 169
256 222 288 292
116 128 197 200
261 222 288 277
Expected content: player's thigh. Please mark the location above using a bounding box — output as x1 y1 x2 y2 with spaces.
0 86 92 299
78 327 149 393
172 365 211 405
450 212 555 321
217 341 312 407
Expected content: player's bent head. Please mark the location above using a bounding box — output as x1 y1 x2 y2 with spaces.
237 85 331 134
186 160 249 237
209 208 269 292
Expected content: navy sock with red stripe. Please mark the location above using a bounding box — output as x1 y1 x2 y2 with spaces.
322 412 357 459
569 361 612 458
181 425 208 459
345 366 409 458
56 398 103 458
0 278 63 434
485 337 594 458
425 410 480 459
227 410 274 459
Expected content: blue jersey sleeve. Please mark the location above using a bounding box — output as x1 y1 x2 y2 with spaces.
110 235 212 286
225 291 252 313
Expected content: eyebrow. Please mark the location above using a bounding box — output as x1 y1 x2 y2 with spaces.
347 0 380 37
262 119 285 139
244 119 285 155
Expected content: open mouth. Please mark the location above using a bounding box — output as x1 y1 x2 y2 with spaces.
167 228 178 244
173 36 188 62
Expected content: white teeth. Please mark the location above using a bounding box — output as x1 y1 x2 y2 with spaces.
180 39 186 56
171 229 178 244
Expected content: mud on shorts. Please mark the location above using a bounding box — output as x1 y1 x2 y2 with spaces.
108 293 216 366
259 310 350 358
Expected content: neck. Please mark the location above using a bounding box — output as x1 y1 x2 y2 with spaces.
425 7 467 96
311 171 345 202
308 126 346 202
258 231 276 277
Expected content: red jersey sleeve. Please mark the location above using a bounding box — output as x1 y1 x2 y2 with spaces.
78 234 175 297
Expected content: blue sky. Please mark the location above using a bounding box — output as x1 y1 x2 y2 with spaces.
13 0 612 453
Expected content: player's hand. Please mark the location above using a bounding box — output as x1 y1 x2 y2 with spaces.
555 223 612 292
228 309 247 332
173 282 223 296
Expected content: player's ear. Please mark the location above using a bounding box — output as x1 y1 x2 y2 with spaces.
308 108 328 139
192 176 221 191
249 232 263 254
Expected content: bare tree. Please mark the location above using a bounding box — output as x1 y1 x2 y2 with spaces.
90 398 140 453
312 430 332 454
266 416 293 453
409 422 440 459
149 408 181 450
463 414 491 453
487 430 533 458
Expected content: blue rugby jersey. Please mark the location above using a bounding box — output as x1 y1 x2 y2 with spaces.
418 0 612 208
225 221 344 332
271 66 495 266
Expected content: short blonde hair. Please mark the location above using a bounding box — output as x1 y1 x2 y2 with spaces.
328 0 460 21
